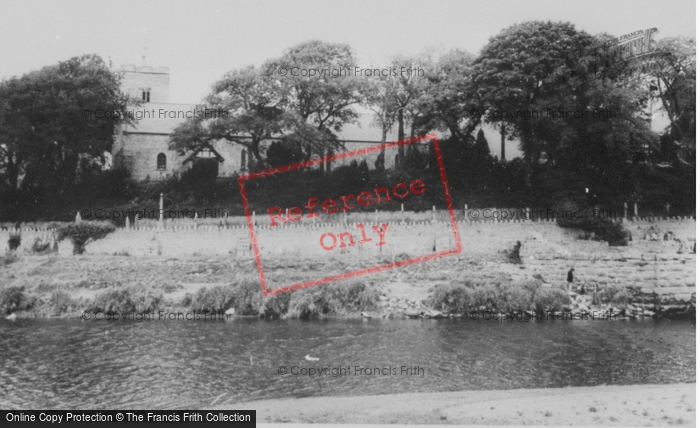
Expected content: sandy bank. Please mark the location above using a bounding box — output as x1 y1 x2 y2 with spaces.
219 383 695 425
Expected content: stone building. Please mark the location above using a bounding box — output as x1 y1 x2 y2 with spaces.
111 65 404 181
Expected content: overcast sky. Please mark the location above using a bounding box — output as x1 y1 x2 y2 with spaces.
0 0 695 158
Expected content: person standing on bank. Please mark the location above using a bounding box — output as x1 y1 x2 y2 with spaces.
567 268 575 291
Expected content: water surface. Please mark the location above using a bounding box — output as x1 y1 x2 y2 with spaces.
0 317 694 409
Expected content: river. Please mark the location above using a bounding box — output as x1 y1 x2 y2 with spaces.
0 317 694 409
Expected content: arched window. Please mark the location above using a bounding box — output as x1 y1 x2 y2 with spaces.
142 91 146 101
240 149 247 170
146 91 150 102
157 153 166 170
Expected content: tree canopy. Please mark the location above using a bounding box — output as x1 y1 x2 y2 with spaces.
0 54 133 217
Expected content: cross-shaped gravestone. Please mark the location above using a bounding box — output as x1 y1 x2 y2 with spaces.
664 202 671 213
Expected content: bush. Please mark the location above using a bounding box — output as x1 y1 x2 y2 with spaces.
558 213 629 246
231 279 265 315
428 281 570 314
189 285 236 314
429 283 471 314
612 290 632 307
598 285 620 303
260 293 292 319
0 286 31 314
286 290 322 319
56 221 116 255
533 288 571 312
285 281 380 319
49 290 75 314
8 233 21 251
92 287 163 314
31 236 53 254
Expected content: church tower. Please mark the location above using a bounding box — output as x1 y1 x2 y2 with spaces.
119 64 170 103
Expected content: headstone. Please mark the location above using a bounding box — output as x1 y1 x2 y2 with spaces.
75 211 82 223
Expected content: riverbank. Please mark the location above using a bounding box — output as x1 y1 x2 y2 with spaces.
0 218 695 319
1 251 694 320
219 383 696 425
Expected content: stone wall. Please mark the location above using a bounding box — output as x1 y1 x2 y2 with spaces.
114 133 248 181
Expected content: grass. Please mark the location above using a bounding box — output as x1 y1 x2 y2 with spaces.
90 286 164 314
179 279 379 319
427 281 571 314
0 250 19 267
285 281 380 319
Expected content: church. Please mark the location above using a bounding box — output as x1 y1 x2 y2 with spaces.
111 64 402 181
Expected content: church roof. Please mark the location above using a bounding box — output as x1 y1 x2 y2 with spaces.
123 103 399 143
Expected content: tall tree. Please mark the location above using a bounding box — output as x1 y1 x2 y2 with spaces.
471 21 656 202
170 65 319 167
365 72 401 170
263 40 369 162
648 36 696 165
382 55 430 166
0 54 133 196
414 49 481 140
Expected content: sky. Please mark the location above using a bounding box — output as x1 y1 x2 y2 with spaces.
0 0 695 159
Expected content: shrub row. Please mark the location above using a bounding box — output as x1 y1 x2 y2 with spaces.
427 281 572 314
181 279 380 319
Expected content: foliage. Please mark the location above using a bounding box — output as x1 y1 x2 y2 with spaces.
8 232 20 251
230 279 265 315
285 281 379 319
264 40 367 135
428 281 571 314
470 21 658 205
188 285 236 314
92 287 163 314
266 139 304 169
1 31 695 222
0 285 31 314
0 54 134 210
49 290 76 314
56 221 116 255
30 236 53 254
557 211 629 246
612 289 632 307
170 65 318 165
414 49 480 139
647 37 696 164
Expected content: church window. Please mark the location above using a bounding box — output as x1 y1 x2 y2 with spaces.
157 153 166 170
240 149 247 170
